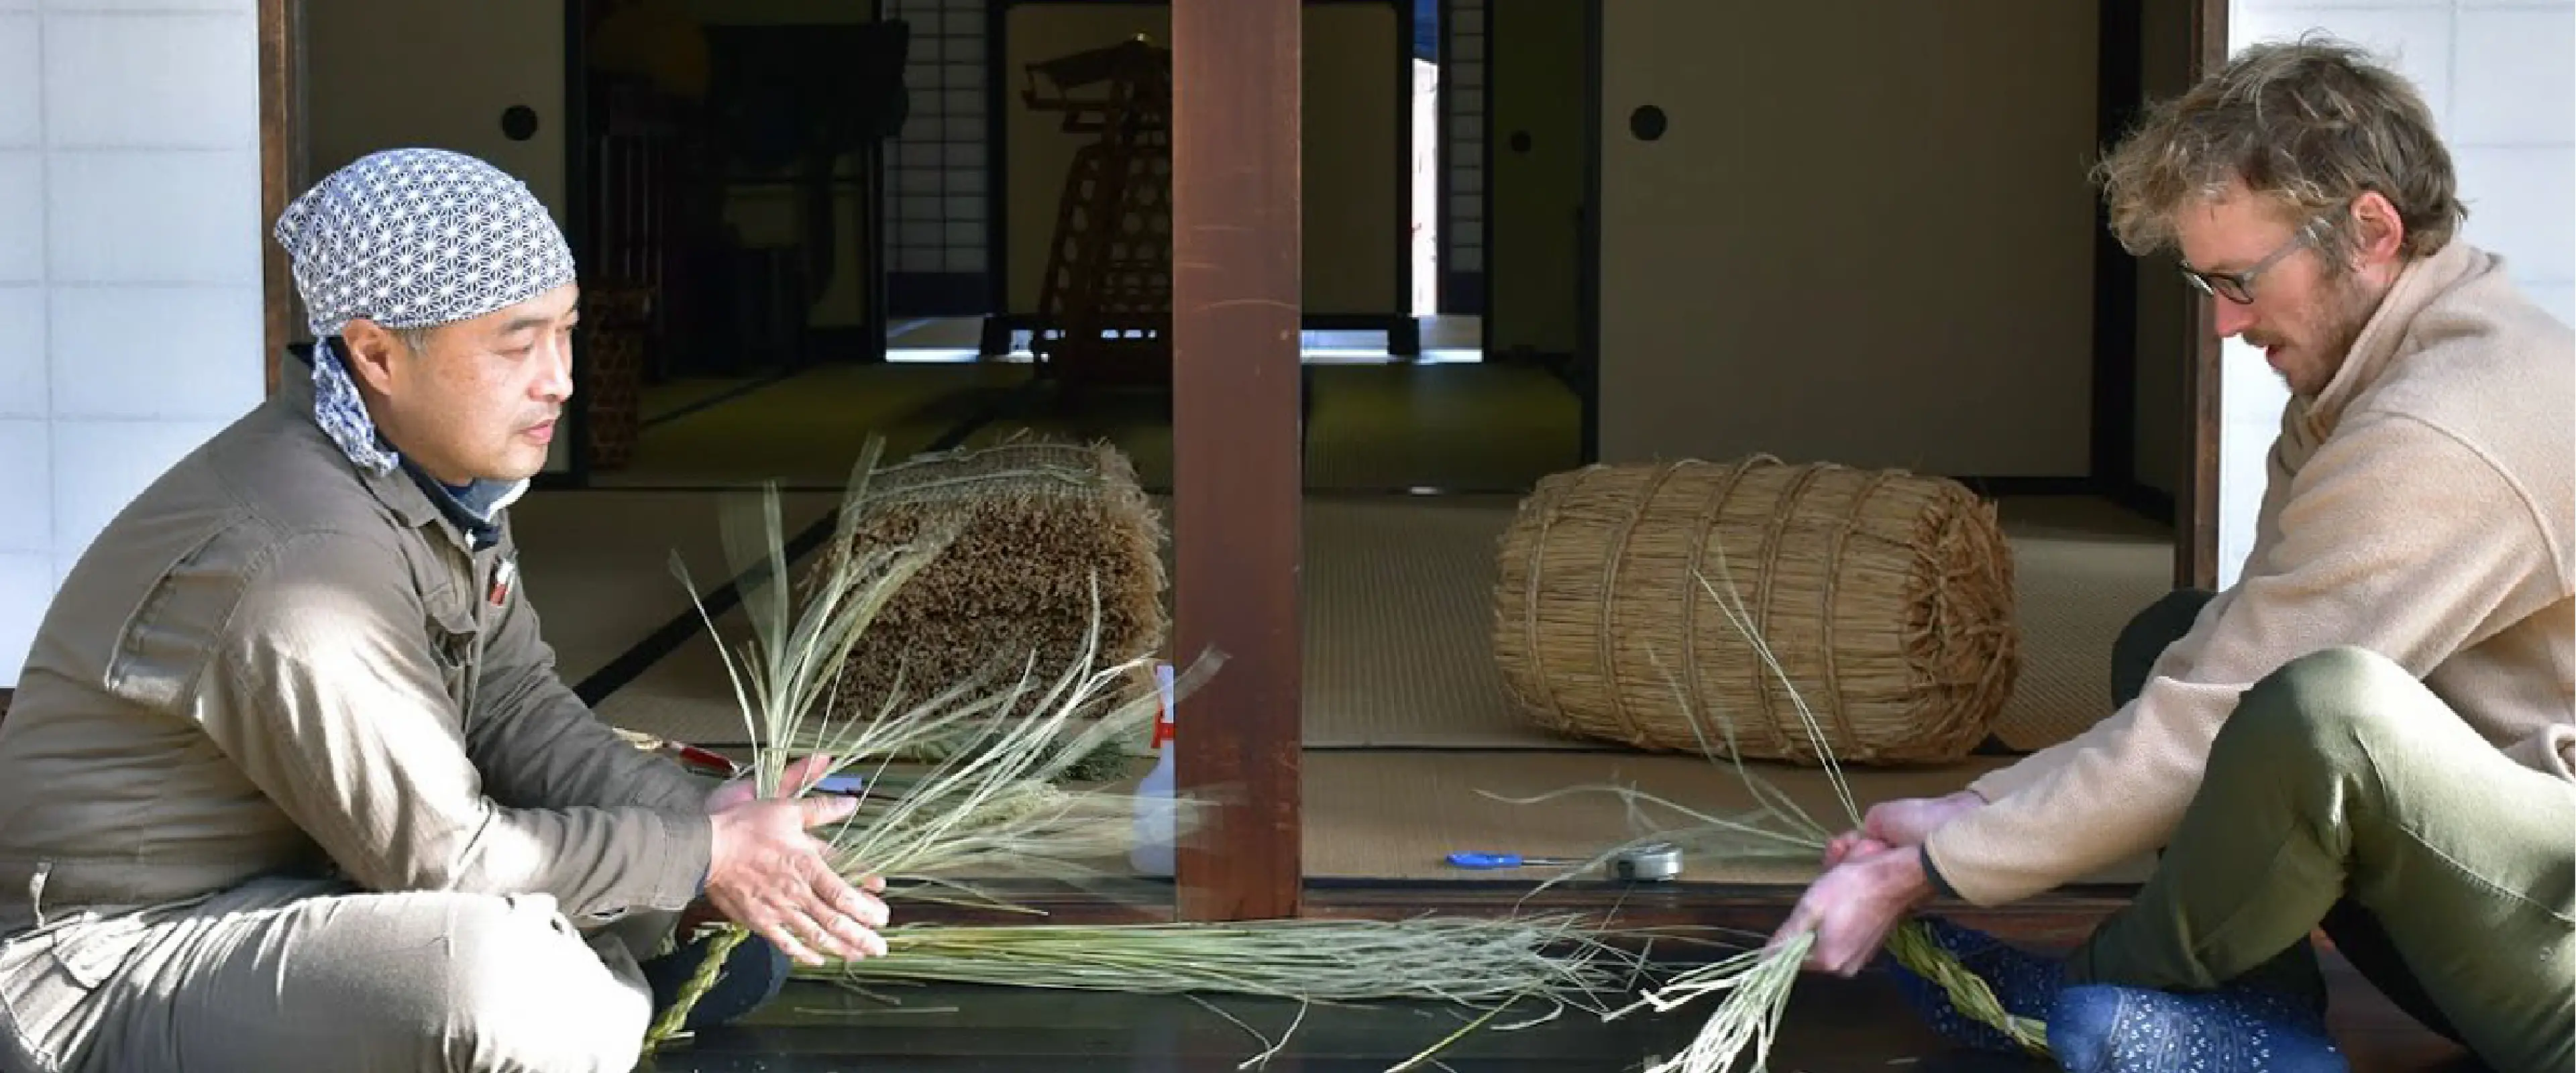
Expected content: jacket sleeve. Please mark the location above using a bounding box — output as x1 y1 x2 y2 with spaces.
190 530 712 921
463 545 718 817
1967 405 2307 807
1923 411 2568 906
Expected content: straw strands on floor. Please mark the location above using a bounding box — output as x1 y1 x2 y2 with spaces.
803 916 1645 1006
793 915 1663 1069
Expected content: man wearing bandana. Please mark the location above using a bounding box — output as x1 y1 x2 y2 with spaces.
0 149 885 1072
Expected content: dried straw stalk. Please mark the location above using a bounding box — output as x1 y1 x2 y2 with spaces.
798 915 1642 1005
791 915 1654 1071
641 438 1220 1050
1505 541 2048 1070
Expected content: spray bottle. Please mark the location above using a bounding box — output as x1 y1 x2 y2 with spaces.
1128 661 1178 878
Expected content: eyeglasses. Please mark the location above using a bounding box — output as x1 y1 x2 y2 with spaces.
2180 217 2333 304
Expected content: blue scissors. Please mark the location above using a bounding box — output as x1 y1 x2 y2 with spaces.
1446 851 1583 870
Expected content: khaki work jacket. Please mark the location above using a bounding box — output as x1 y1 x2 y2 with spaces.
0 353 714 936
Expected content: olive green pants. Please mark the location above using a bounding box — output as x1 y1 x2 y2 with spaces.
2067 589 2575 1073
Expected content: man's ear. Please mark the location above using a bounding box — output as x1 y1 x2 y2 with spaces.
336 319 406 395
2348 190 2408 268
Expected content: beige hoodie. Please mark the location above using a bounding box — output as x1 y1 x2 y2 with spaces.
1924 239 2576 907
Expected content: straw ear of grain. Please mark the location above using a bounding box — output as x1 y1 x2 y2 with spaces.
814 437 1169 724
1491 456 2020 767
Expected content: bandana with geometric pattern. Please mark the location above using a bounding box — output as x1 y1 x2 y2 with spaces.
272 148 576 477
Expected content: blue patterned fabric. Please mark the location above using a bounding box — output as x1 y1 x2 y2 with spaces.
272 148 576 476
1889 917 2350 1072
309 339 400 475
2051 982 2348 1073
1886 917 2065 1053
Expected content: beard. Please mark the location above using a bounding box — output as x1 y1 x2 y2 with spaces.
2249 266 2381 397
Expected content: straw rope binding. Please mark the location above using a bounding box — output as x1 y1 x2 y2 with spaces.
1491 456 2021 766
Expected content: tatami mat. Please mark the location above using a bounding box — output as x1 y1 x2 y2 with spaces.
1300 364 1580 491
963 390 1175 488
529 489 2170 887
589 602 776 742
592 363 1026 488
639 374 779 424
508 489 842 683
1303 496 1571 749
955 363 1580 494
882 315 1488 355
540 492 2173 756
1297 496 2176 755
1988 498 2175 750
1301 750 2156 885
611 359 1580 496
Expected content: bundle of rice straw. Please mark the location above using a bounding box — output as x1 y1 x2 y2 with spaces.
814 437 1169 724
1491 455 2020 766
643 438 1222 1050
797 916 1659 1070
804 916 1640 1004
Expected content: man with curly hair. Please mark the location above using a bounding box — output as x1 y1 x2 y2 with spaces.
1772 36 2573 1073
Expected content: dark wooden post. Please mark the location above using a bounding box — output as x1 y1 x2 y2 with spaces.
1171 0 1303 920
2182 0 2228 590
259 0 302 397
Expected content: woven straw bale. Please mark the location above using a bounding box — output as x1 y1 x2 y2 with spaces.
1491 457 2019 765
820 438 1168 720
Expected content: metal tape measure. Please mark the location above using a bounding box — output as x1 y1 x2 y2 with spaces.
1610 842 1684 883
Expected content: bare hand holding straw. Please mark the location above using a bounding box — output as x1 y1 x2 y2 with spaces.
1823 789 1986 866
705 752 893 968
1790 787 1982 975
1767 842 1936 976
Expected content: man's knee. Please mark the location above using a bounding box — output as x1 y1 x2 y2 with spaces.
435 896 649 1073
2220 646 2417 771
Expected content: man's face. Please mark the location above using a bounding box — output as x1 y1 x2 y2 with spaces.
2172 186 2387 398
345 284 579 486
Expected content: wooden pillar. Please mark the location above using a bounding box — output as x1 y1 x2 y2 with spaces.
1171 0 1303 920
2182 0 2228 590
259 0 302 397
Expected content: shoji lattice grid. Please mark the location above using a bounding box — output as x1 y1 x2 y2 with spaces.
1441 0 1483 313
883 0 989 315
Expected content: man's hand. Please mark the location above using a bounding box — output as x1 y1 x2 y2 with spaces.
703 760 891 968
1823 789 1985 866
1768 842 1936 977
706 752 841 815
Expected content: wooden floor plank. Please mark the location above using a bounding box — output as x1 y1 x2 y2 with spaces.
641 949 2471 1072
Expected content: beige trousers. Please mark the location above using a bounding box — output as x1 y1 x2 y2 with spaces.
0 876 668 1073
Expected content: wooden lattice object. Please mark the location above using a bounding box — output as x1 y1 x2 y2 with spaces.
580 286 653 471
1024 38 1173 389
